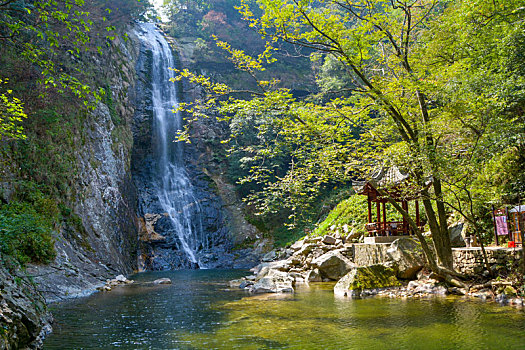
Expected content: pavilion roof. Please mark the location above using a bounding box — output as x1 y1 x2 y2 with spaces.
353 166 409 195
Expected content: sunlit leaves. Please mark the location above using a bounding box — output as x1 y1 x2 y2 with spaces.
0 79 27 141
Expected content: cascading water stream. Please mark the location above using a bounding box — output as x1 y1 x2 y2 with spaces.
136 23 207 267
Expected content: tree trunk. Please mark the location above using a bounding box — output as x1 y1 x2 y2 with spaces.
518 224 525 276
415 90 454 270
420 189 453 269
432 179 454 269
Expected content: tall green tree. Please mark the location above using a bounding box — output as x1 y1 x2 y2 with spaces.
177 0 525 282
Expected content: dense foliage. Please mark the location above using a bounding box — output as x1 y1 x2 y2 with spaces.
163 0 314 91
0 78 26 141
0 183 58 265
0 0 153 141
176 0 525 276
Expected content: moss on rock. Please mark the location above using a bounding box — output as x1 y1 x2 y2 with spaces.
334 264 401 297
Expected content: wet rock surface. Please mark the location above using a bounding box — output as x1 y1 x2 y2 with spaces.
152 278 172 285
172 29 268 267
139 214 168 243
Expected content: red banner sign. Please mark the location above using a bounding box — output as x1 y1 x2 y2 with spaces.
495 216 509 236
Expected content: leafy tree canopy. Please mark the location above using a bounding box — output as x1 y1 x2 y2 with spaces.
176 0 525 279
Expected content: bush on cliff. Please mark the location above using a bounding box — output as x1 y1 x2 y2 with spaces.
0 183 57 265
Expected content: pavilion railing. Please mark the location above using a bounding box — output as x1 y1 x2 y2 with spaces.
365 221 407 236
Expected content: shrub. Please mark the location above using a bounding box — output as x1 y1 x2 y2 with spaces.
0 184 57 265
0 206 56 265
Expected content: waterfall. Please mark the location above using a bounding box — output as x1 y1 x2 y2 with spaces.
136 23 207 267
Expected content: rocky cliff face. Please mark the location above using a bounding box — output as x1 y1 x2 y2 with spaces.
12 22 262 306
0 22 266 350
24 30 142 303
0 258 51 349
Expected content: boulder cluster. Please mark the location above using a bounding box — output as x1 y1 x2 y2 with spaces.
230 235 524 308
468 282 524 307
97 276 173 292
230 234 431 297
97 274 134 292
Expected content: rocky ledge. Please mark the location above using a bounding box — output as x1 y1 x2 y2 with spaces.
230 234 425 294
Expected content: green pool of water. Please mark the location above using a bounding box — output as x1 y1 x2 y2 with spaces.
44 270 525 349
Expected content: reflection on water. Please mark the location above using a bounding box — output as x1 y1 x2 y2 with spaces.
44 270 525 349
